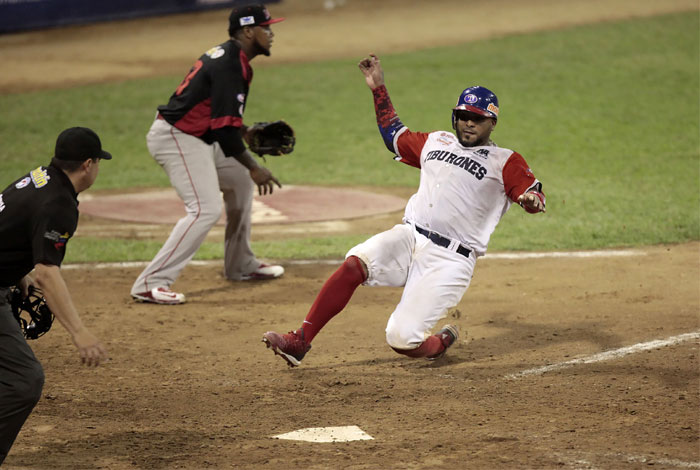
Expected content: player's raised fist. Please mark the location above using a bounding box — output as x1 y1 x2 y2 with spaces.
358 53 385 90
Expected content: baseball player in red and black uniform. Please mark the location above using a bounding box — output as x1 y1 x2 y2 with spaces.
0 127 109 463
131 3 286 305
262 54 546 367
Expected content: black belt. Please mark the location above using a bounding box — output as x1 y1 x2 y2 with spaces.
415 225 471 258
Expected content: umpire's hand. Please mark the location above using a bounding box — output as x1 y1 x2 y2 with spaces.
72 327 108 367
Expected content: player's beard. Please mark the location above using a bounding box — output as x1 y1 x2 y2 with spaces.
253 40 271 57
457 132 483 147
457 124 493 147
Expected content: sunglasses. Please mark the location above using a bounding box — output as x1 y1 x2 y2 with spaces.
455 110 490 123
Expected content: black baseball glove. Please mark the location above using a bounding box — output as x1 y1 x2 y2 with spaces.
10 286 54 340
246 120 295 157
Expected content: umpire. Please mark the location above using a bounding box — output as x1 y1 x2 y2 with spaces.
0 127 110 465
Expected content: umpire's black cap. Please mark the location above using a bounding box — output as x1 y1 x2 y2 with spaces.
228 4 285 36
54 127 112 161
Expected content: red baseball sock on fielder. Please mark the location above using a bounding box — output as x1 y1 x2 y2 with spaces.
300 256 367 343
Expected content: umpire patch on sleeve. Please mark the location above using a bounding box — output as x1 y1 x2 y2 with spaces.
44 230 71 250
15 177 31 189
30 167 50 188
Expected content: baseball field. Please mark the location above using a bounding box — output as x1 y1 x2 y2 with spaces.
1 0 699 469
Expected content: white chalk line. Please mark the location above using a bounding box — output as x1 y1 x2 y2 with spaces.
61 259 342 270
506 331 700 379
483 249 643 259
620 453 700 469
61 248 645 270
620 454 700 468
559 451 700 469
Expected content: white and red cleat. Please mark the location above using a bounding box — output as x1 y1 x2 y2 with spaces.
132 287 186 305
241 263 284 281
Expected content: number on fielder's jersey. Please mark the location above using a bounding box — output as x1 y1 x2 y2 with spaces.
175 60 204 96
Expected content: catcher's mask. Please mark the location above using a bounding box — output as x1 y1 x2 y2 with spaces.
10 286 54 340
452 86 499 129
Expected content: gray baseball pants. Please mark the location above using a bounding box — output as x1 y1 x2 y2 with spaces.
131 117 262 295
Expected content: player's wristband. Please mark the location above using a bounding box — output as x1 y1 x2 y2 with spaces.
520 191 545 213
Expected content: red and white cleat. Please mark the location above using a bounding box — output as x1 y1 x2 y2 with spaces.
262 329 311 367
427 324 459 360
241 263 284 281
132 287 186 305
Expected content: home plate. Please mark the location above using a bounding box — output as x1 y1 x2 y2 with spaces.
272 425 373 443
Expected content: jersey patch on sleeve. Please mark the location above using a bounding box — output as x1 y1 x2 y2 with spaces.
205 46 226 59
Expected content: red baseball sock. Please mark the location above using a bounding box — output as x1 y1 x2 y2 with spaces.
300 256 366 343
391 335 444 358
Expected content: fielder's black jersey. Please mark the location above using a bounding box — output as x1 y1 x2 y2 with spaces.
158 39 253 140
0 164 79 287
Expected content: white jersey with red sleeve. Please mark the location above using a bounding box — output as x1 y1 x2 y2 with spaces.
392 127 542 256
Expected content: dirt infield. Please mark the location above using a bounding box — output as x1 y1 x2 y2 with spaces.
2 1 699 469
7 243 700 469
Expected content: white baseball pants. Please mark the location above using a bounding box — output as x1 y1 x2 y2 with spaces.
346 223 476 350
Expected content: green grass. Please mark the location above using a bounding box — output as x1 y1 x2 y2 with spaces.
2 12 698 261
62 235 370 264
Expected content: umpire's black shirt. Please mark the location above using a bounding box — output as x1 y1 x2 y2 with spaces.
0 164 78 287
